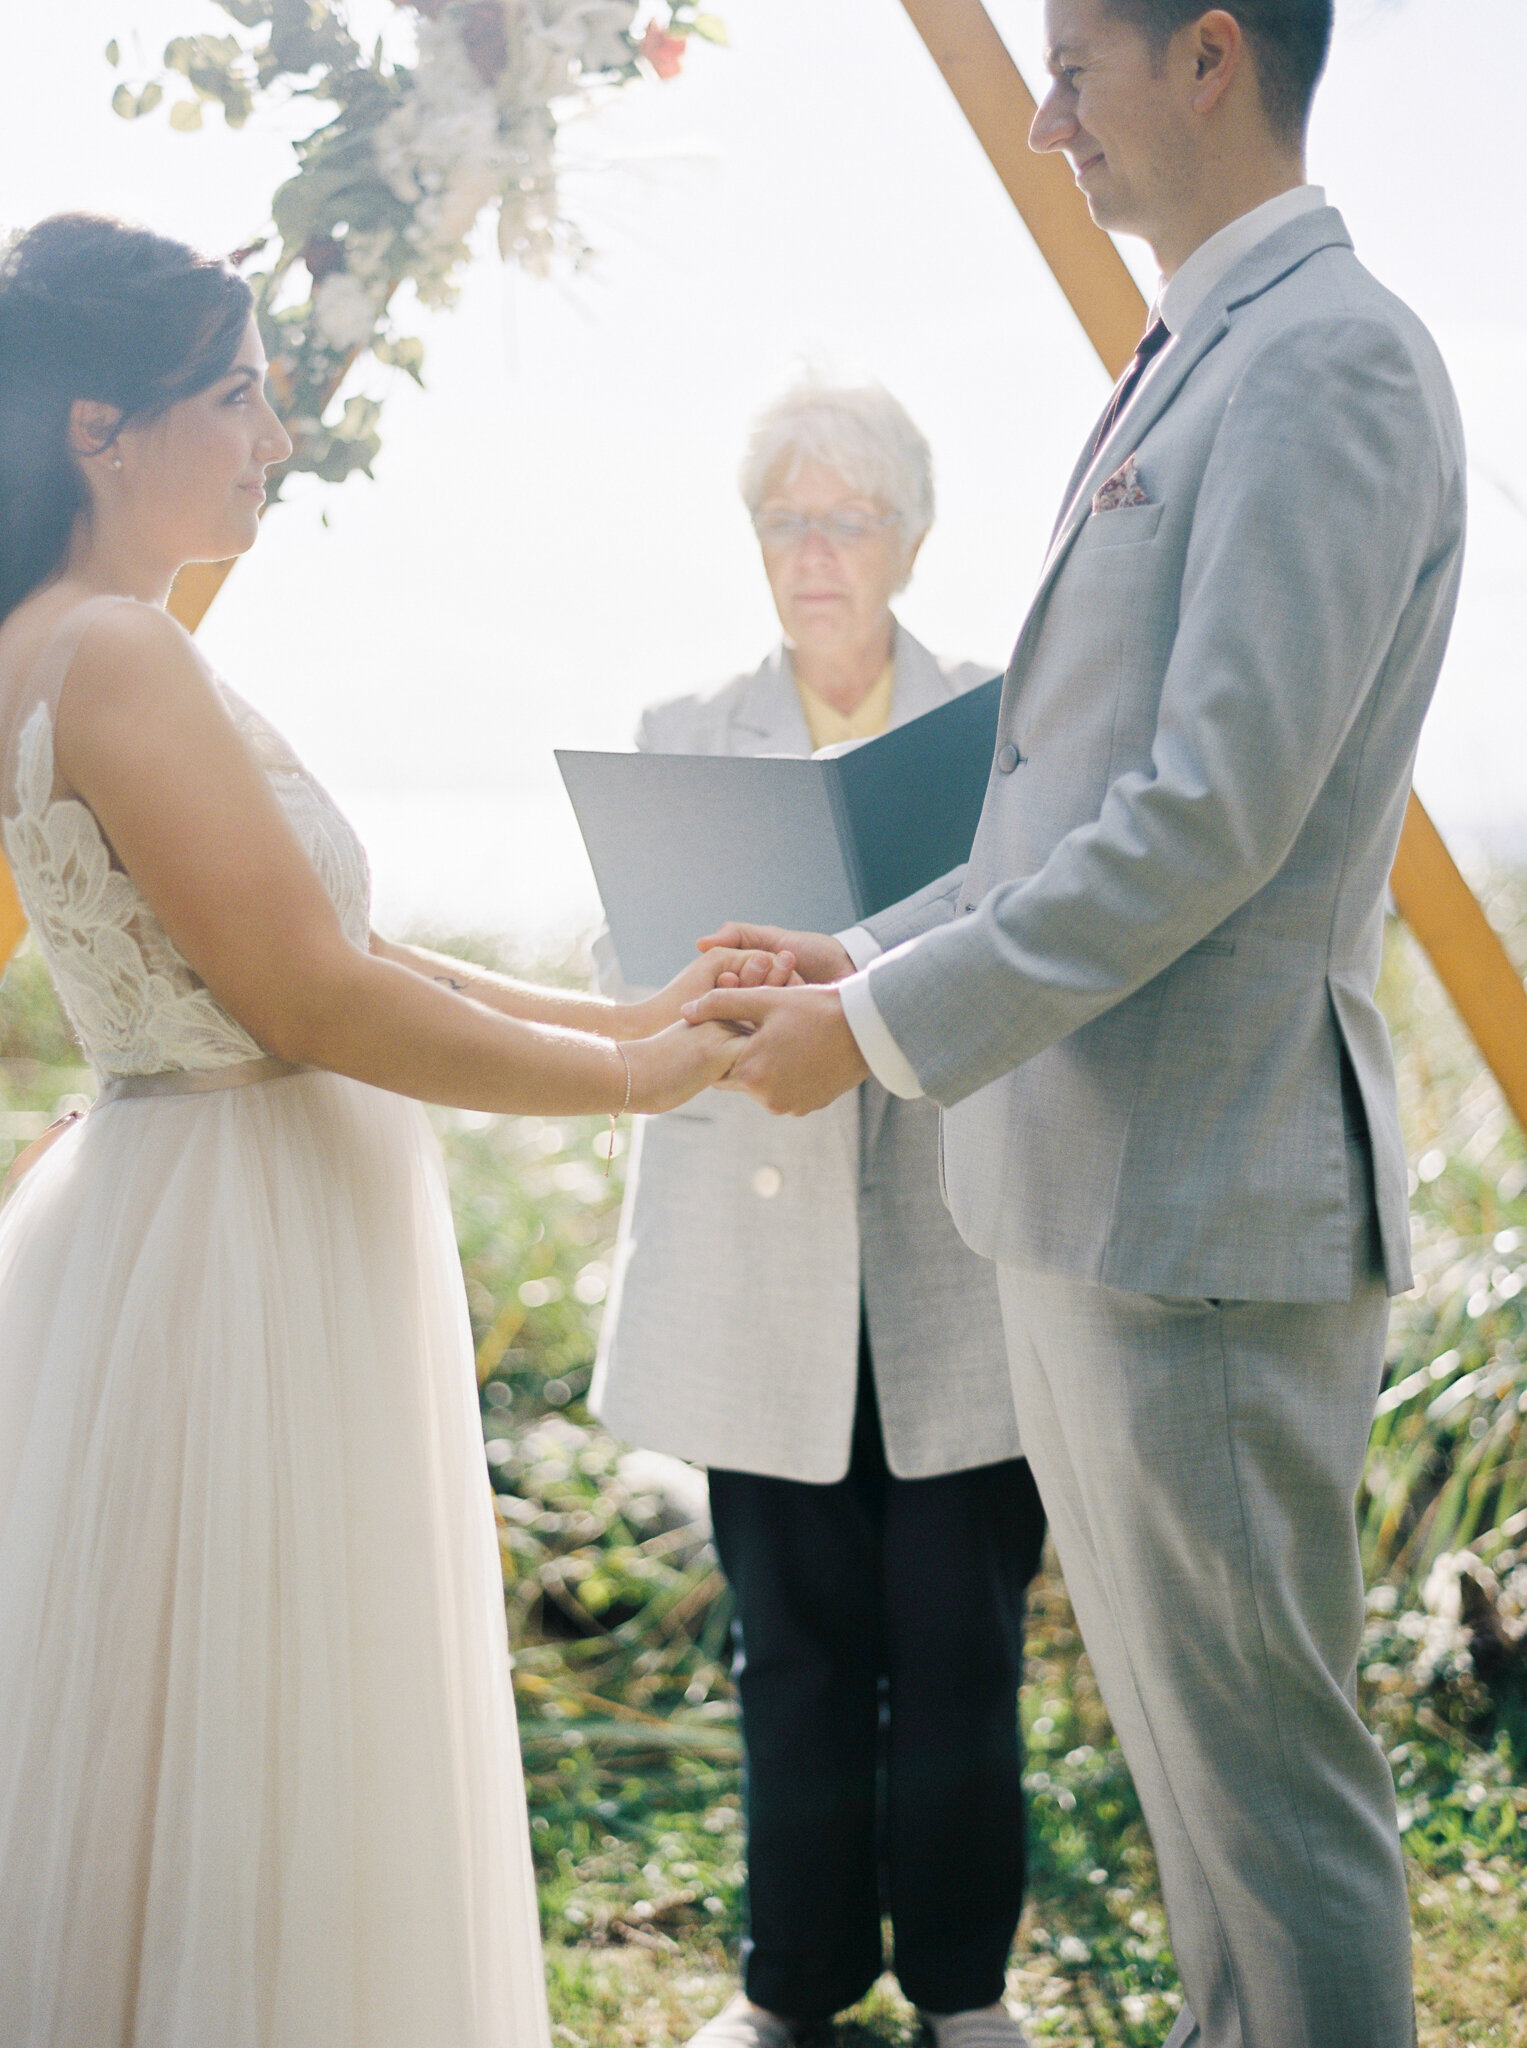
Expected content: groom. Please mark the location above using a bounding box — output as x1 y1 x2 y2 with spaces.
686 4 1465 2043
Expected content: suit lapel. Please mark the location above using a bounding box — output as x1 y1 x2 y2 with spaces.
888 623 956 726
1048 394 1122 550
1014 208 1356 676
1039 313 1229 590
732 623 950 753
728 647 815 757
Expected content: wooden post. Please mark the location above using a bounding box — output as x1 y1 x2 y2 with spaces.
898 0 1527 1130
1390 795 1527 1131
900 0 1144 376
0 858 24 968
168 556 240 634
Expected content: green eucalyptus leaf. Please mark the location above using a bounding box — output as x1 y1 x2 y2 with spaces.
111 83 139 119
169 98 204 131
269 0 360 77
372 335 426 386
690 14 729 45
165 33 242 77
330 393 382 442
104 39 121 67
311 430 378 484
138 79 163 115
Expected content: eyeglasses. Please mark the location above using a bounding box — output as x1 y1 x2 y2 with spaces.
752 509 900 550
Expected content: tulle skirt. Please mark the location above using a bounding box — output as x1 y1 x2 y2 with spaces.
0 1068 550 2048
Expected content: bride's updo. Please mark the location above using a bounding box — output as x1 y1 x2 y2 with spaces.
0 214 253 623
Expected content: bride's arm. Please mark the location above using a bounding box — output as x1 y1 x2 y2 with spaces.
368 934 797 1039
53 606 741 1116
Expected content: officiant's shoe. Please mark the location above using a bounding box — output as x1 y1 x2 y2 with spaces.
920 2003 1033 2048
685 1994 811 2048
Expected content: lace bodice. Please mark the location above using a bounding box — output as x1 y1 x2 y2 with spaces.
1 613 371 1081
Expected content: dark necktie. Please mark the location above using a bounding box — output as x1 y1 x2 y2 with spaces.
1088 317 1171 463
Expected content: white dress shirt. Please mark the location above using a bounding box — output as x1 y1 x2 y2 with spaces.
1157 184 1325 334
835 185 1329 1102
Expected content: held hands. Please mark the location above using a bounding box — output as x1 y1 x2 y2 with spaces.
622 945 800 1038
617 927 868 1118
698 922 854 986
616 946 802 1116
688 922 868 1113
680 983 869 1115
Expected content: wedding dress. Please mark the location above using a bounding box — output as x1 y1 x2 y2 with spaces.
0 596 551 2048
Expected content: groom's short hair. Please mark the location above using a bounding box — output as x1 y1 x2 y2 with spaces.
1101 2 1334 144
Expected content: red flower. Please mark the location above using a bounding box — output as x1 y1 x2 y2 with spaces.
458 0 510 84
302 235 346 285
638 21 686 79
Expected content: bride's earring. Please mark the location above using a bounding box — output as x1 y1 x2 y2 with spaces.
110 454 123 470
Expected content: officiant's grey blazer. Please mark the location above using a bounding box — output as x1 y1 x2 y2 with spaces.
590 627 1018 1482
860 208 1466 1305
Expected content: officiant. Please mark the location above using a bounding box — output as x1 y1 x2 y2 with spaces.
591 379 1046 2048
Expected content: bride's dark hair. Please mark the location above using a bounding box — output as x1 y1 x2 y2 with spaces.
0 214 254 624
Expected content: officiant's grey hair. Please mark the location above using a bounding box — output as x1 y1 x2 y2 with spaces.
740 379 936 566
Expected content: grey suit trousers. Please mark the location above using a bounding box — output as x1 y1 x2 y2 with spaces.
996 1145 1412 2048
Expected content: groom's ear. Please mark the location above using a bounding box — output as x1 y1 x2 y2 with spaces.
1186 10 1246 118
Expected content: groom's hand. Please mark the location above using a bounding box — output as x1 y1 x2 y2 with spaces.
699 922 853 986
681 983 868 1114
631 947 799 1037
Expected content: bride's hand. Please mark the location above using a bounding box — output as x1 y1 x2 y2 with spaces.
620 946 798 1037
621 1018 749 1113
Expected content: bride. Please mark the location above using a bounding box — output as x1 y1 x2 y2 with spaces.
0 213 789 2046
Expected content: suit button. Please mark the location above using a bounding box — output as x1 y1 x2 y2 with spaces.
752 1166 783 1199
996 743 1021 773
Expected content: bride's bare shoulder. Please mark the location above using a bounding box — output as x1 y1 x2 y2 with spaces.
40 597 232 803
72 595 200 667
60 600 216 728
0 588 206 711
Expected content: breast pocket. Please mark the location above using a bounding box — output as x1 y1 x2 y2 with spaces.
1071 501 1166 551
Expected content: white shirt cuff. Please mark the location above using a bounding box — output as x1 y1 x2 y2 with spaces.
839 969 924 1099
835 925 883 972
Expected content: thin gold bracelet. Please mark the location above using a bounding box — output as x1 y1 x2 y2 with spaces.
605 1040 632 1178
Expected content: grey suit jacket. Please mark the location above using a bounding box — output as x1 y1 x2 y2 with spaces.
861 209 1466 1305
590 626 1020 1481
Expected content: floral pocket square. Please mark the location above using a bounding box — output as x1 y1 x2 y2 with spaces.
1091 454 1151 515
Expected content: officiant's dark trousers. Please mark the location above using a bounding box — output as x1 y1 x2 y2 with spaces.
707 1329 1046 2021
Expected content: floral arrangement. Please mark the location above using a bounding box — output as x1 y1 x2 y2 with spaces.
109 1 723 492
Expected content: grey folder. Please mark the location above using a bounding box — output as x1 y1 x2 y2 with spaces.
557 676 1002 987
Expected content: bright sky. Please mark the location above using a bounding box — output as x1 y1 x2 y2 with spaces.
3 0 1524 942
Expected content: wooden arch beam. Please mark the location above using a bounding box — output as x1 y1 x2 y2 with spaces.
899 0 1527 1133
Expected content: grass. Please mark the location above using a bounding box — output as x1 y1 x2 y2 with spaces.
5 899 1527 2044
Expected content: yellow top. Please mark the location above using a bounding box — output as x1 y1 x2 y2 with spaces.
794 659 895 752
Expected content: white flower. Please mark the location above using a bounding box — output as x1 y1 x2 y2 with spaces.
342 228 395 288
566 0 640 72
312 272 381 352
518 0 637 82
373 14 512 272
